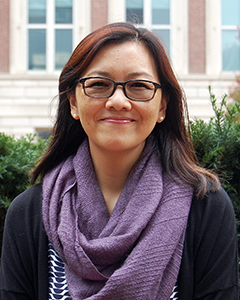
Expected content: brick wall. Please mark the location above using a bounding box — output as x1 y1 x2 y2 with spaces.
91 0 108 31
0 0 10 73
189 0 206 74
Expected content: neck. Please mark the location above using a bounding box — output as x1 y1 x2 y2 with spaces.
89 142 145 214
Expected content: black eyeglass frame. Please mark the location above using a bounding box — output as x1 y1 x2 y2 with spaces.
76 76 164 101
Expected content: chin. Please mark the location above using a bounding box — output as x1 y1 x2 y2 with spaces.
103 139 145 154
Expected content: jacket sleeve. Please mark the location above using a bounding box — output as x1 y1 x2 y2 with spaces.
0 184 48 300
178 188 239 299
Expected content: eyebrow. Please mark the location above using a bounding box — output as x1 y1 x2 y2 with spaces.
85 70 155 80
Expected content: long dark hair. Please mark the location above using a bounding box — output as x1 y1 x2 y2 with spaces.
31 22 219 198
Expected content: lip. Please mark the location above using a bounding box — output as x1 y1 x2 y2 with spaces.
100 116 135 124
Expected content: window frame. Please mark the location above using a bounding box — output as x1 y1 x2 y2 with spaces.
108 0 188 75
125 0 172 55
220 0 240 72
26 0 74 73
10 0 91 75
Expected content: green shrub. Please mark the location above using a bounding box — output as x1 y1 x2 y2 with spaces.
0 133 49 250
190 86 240 241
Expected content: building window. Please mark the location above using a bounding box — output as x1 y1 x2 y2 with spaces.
27 0 73 71
126 0 171 53
126 0 143 23
36 128 52 139
221 0 240 71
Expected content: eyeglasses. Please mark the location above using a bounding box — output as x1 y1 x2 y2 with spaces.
76 76 163 101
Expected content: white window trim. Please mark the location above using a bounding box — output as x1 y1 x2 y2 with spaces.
10 0 28 74
206 0 222 75
171 0 188 75
10 0 91 75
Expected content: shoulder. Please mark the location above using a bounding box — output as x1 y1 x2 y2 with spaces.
189 187 236 228
5 183 43 229
187 187 237 247
1 183 49 299
3 183 46 260
8 183 42 211
178 187 239 299
189 187 238 277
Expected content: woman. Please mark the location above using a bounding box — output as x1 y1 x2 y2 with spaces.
0 22 238 299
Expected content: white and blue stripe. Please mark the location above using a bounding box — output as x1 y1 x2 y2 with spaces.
170 284 179 300
48 242 72 300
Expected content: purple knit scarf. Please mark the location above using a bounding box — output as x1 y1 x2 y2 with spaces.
42 138 193 299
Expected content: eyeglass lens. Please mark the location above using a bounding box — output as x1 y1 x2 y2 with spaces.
83 77 156 100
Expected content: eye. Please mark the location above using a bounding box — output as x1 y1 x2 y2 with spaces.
85 78 111 89
127 80 153 90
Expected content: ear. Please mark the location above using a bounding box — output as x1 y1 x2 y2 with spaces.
157 97 168 123
68 91 79 120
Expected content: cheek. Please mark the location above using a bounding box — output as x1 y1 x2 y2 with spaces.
79 109 91 129
77 102 89 126
78 101 100 132
142 103 160 125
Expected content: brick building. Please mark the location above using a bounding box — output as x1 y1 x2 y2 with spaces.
0 0 238 137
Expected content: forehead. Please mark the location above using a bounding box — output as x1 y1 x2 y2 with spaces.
82 41 158 80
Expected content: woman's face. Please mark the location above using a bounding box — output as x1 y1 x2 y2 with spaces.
69 41 167 155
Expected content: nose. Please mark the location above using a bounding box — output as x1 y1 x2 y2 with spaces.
105 86 132 111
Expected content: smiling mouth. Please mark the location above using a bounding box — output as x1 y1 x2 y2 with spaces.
101 117 134 124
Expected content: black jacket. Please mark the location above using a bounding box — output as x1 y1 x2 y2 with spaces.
0 184 239 299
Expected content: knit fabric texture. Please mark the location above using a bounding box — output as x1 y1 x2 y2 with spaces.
42 138 193 299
